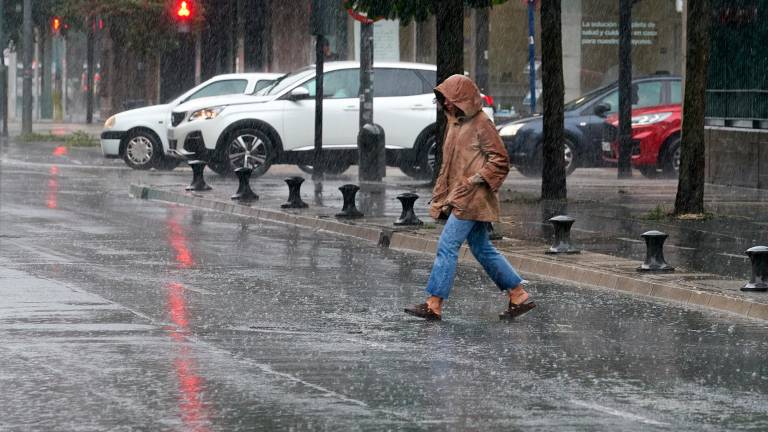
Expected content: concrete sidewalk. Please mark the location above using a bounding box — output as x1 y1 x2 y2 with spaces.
128 167 768 322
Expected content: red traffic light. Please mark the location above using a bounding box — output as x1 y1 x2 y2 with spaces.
176 0 192 19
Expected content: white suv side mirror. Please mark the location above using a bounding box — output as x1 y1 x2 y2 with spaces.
289 87 310 101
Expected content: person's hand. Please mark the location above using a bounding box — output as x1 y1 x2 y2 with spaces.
468 173 485 185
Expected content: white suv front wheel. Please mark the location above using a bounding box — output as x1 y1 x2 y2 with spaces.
210 127 274 177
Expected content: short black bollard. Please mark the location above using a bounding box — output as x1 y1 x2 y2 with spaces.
394 193 422 226
741 246 768 292
186 160 212 191
545 215 580 254
231 167 258 201
637 230 674 272
281 176 308 209
488 223 503 240
336 184 364 219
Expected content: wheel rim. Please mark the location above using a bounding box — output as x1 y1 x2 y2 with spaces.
563 142 574 170
672 146 681 172
229 133 267 170
426 137 437 174
126 136 153 165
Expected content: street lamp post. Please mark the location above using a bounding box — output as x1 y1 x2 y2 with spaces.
22 0 33 134
0 0 7 137
617 0 633 178
527 0 537 114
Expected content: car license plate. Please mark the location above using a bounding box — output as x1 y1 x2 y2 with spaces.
601 141 612 152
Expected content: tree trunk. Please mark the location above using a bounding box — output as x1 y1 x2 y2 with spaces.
540 0 566 200
617 0 633 178
432 0 464 184
674 0 709 215
86 15 95 124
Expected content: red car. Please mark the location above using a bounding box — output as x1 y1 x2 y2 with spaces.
602 104 681 177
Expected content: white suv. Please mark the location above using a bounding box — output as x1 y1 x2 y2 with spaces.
167 62 491 179
101 72 280 170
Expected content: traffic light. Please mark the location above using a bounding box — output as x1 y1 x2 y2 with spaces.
176 0 192 20
173 0 193 32
51 16 61 35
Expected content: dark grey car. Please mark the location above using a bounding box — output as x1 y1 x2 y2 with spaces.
497 75 682 176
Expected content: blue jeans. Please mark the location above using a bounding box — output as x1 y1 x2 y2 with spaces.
425 214 523 299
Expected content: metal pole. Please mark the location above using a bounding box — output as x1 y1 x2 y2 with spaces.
86 15 94 124
358 21 380 181
474 7 489 93
194 32 202 85
527 0 537 113
313 34 325 191
21 0 33 134
617 0 633 178
359 22 373 129
0 0 7 136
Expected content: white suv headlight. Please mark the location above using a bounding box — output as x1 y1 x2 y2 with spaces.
104 115 116 129
499 123 525 137
188 106 225 122
632 112 673 125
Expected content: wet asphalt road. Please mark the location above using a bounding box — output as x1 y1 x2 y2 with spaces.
1 142 768 431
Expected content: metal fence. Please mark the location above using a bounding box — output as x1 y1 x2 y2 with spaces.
706 0 768 126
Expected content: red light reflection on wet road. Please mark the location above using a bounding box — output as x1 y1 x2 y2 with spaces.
165 281 212 432
52 145 68 156
46 166 59 209
166 210 194 268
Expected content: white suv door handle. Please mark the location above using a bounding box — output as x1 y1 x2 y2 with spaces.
343 105 359 111
410 104 432 111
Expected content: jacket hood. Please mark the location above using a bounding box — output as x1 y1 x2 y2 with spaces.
434 74 483 118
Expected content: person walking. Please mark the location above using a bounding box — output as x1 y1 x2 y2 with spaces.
405 74 535 321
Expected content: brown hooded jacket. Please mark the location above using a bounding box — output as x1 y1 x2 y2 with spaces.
430 74 510 222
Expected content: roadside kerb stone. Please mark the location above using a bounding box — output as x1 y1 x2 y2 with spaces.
130 183 768 322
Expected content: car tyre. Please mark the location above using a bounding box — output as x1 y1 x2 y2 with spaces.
210 126 274 177
122 128 162 170
297 162 352 176
401 129 437 180
638 166 659 178
661 137 681 177
515 138 578 178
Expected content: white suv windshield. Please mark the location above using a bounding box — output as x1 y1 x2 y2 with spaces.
258 67 315 96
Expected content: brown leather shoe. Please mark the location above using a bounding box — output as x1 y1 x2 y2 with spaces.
499 300 536 320
404 303 442 321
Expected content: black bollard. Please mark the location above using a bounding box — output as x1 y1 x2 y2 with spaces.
545 215 580 254
231 167 258 201
488 223 503 240
741 246 768 292
394 193 422 226
336 184 364 219
358 123 386 182
637 230 674 272
281 176 308 209
186 160 212 191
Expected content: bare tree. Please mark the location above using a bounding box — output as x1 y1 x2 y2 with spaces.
674 0 710 215
540 0 566 200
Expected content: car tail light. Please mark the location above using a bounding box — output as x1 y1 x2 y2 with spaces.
482 94 494 107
